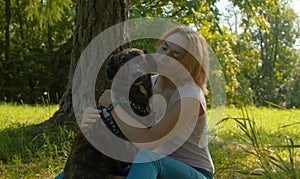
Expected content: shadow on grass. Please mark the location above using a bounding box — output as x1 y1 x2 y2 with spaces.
0 121 78 178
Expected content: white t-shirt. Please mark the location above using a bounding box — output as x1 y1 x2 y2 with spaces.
154 81 214 174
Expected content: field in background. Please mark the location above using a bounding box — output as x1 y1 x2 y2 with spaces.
210 107 300 178
0 103 299 178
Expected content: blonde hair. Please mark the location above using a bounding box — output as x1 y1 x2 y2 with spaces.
158 26 210 95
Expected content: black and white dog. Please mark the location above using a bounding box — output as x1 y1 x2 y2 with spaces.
63 48 154 179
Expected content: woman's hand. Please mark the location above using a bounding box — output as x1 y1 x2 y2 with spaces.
98 89 112 107
81 107 100 130
81 90 112 129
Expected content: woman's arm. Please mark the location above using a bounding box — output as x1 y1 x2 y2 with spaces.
106 92 201 150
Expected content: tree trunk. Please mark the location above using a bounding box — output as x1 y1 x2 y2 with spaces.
45 0 130 128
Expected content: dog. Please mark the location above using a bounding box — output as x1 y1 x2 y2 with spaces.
63 48 154 178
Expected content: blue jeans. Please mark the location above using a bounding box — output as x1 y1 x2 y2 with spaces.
126 150 212 179
54 171 64 179
54 150 212 179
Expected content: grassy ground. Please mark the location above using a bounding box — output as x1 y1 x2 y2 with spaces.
210 107 300 178
0 103 299 178
0 103 75 178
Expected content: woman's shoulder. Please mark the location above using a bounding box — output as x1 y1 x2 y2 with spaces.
169 82 206 107
178 82 203 98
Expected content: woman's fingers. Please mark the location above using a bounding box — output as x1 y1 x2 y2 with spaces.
82 118 97 124
83 112 100 120
83 106 99 114
81 107 101 129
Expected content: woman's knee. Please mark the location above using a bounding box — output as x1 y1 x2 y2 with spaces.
134 149 163 163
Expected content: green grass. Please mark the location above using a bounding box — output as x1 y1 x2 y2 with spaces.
0 103 299 178
211 106 300 178
0 103 76 178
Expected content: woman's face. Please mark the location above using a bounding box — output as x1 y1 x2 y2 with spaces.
156 33 189 77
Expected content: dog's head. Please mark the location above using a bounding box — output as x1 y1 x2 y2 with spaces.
106 48 154 116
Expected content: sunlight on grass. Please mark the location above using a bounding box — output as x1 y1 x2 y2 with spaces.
0 103 59 129
0 103 74 178
0 103 299 178
211 106 300 178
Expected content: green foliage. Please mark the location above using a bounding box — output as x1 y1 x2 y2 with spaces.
129 0 300 108
204 30 245 106
0 0 299 107
226 0 300 107
25 0 74 26
0 0 75 103
131 0 220 29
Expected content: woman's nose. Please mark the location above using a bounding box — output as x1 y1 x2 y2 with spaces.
159 50 173 59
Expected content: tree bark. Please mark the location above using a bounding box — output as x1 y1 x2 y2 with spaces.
46 0 130 128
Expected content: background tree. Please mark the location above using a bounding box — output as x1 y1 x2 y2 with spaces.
0 0 74 103
5 0 10 61
0 0 299 108
228 0 300 107
47 0 130 126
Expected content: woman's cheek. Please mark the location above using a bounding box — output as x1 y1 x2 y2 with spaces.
159 61 181 77
155 54 183 77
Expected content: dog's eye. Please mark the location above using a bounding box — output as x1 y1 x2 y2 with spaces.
120 57 126 65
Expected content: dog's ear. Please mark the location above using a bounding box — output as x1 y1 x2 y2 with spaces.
106 55 118 80
143 49 149 54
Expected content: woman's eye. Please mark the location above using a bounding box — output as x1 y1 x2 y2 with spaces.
173 53 179 59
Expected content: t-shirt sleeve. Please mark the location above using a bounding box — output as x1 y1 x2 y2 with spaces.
168 83 206 111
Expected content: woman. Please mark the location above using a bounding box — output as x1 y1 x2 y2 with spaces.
85 26 214 179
